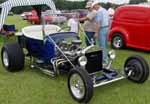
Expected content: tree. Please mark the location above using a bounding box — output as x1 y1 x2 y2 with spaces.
55 0 86 10
0 0 6 3
0 0 86 14
130 0 147 4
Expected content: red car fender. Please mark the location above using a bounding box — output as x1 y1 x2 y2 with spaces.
108 26 129 45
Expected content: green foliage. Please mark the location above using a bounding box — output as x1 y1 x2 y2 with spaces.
0 0 118 13
0 0 86 14
0 0 5 3
130 0 147 4
55 0 86 10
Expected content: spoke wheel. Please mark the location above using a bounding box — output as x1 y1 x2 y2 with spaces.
68 67 93 103
70 73 85 99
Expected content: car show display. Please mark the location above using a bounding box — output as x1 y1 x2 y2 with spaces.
0 0 149 103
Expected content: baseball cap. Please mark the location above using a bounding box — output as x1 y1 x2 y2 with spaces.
85 1 93 8
92 1 100 8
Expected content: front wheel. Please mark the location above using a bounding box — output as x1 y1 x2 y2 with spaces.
68 67 93 103
124 55 149 83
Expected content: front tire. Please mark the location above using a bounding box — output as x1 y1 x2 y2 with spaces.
1 43 25 72
124 55 149 83
111 33 125 49
68 67 93 103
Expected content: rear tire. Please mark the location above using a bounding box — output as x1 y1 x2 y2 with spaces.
111 33 125 49
68 67 93 103
1 43 25 72
124 55 149 83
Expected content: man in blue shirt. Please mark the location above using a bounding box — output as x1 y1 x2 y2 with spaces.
92 1 109 65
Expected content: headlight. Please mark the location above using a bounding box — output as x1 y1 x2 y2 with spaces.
78 56 87 67
108 50 116 60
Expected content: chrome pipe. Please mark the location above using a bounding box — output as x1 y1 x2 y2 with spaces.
47 36 75 68
94 76 125 88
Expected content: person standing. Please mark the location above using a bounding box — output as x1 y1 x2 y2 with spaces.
0 25 15 37
108 3 115 17
92 1 109 65
108 3 115 27
68 14 79 33
80 1 97 46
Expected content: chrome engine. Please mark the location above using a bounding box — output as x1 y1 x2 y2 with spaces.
56 40 82 59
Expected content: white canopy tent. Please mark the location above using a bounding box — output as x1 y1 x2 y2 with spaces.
92 0 129 5
0 0 56 30
107 0 129 4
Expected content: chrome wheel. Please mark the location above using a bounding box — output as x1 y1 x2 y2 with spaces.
70 73 85 99
68 68 93 103
2 51 9 67
113 36 122 48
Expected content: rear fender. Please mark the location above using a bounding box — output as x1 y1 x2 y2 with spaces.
109 27 129 44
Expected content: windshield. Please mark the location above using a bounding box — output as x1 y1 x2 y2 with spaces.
41 12 80 33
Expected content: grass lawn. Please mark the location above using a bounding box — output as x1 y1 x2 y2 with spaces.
0 15 150 104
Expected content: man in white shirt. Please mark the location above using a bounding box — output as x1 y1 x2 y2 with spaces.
68 14 79 33
108 4 115 27
108 4 115 17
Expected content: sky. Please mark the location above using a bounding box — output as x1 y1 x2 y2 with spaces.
67 0 130 4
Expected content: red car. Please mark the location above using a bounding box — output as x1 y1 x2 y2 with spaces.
27 15 40 24
27 10 43 24
109 5 150 51
27 10 66 24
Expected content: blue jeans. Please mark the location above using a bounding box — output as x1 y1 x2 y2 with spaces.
98 27 109 64
85 31 96 46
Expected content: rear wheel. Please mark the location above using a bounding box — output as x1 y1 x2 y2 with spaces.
1 43 25 72
111 33 125 49
124 55 149 83
68 67 93 103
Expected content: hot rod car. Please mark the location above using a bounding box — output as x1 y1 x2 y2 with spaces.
1 24 150 103
0 0 149 103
